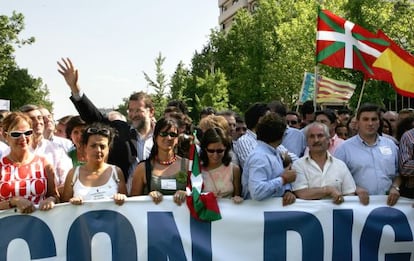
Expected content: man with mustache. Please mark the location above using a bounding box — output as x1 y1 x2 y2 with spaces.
58 58 154 189
291 122 357 204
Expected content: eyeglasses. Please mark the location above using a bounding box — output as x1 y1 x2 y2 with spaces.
206 149 225 154
400 108 414 113
236 127 247 132
287 120 298 125
7 129 33 139
86 127 111 136
159 131 178 138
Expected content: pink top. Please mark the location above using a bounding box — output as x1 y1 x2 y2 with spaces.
329 134 344 154
202 163 234 198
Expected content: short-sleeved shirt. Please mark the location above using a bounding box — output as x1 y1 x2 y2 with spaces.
334 134 398 195
292 152 356 195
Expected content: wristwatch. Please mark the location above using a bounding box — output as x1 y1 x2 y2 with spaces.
391 185 400 191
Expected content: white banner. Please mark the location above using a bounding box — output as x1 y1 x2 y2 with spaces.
0 99 10 111
0 195 413 261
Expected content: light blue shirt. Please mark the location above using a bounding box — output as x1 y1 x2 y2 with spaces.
334 134 398 195
282 127 306 157
242 141 292 200
234 129 298 170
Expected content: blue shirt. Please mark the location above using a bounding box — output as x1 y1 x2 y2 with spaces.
334 134 398 195
282 127 306 157
242 141 292 200
234 129 298 170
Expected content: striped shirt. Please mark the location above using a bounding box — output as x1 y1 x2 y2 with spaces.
398 128 414 188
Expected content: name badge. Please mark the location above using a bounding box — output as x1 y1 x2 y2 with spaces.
379 146 392 155
161 179 177 190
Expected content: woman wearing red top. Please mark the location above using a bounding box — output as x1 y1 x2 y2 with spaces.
0 112 58 213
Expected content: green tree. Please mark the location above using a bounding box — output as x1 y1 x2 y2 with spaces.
0 12 53 111
116 97 129 117
205 0 320 110
170 61 189 101
143 52 169 119
0 12 34 87
0 67 52 111
196 69 229 113
134 0 414 119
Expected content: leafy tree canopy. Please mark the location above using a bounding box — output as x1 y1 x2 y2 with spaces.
0 12 53 111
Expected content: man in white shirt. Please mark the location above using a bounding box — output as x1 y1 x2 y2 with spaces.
20 104 72 194
292 122 357 204
39 107 73 153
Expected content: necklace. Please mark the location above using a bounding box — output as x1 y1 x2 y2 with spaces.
156 155 177 165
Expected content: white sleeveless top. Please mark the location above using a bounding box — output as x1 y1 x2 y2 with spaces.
72 165 119 200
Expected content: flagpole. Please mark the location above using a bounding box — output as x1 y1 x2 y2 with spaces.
314 66 319 112
356 79 367 111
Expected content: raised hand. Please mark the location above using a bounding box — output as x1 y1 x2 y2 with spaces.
57 57 80 94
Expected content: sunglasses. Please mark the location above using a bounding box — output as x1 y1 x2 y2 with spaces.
7 129 33 139
287 120 298 125
236 127 247 132
86 127 111 136
206 149 225 154
159 131 178 138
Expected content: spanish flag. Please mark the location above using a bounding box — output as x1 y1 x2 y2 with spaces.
370 30 414 97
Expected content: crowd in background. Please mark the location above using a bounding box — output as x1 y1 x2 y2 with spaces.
0 57 413 214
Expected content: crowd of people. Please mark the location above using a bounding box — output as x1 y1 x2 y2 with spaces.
0 57 413 214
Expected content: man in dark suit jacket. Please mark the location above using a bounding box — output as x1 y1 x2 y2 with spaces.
58 58 155 184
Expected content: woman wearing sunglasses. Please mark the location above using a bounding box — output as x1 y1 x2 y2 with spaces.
130 117 188 205
0 112 59 213
200 127 243 204
62 123 127 205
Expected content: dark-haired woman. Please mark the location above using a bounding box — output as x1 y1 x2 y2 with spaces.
62 123 127 205
65 115 87 167
200 127 242 204
130 117 188 205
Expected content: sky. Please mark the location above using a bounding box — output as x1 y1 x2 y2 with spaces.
1 0 219 119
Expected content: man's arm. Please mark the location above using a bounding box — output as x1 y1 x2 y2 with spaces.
247 156 295 201
58 57 109 124
399 131 414 176
70 94 109 124
246 157 283 201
